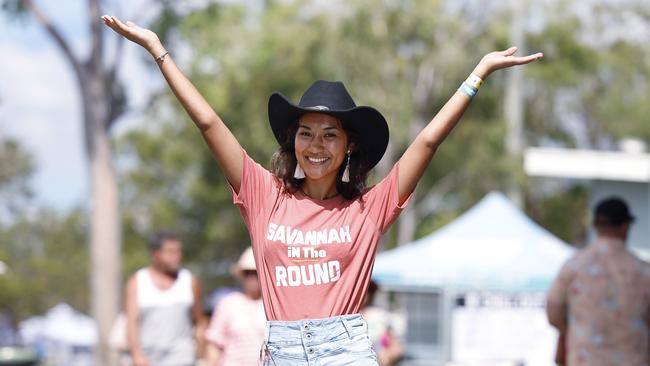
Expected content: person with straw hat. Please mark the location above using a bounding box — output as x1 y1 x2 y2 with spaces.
102 14 543 365
205 247 265 366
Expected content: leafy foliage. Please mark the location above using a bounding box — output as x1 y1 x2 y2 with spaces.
0 138 33 220
117 0 638 289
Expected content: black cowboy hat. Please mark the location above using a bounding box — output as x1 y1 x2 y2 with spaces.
268 80 389 170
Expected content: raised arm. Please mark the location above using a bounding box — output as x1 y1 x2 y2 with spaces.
101 15 244 192
397 47 543 203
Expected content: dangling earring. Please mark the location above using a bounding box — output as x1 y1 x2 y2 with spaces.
294 163 305 179
342 151 351 183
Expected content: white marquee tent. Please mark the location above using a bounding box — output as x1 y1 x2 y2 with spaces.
374 191 574 292
20 303 97 366
372 192 575 366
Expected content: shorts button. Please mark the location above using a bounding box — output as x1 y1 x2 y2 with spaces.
305 333 312 340
308 348 315 354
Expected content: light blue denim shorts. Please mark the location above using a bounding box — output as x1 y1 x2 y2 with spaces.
261 314 378 365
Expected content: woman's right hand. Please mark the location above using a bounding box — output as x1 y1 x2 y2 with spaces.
101 15 163 55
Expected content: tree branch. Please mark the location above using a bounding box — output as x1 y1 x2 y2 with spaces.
106 75 126 130
106 1 163 130
24 0 85 82
110 0 152 78
110 29 126 78
88 0 103 72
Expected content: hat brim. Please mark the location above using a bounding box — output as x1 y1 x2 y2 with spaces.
230 264 257 279
268 92 389 170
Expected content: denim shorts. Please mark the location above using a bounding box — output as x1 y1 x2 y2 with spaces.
261 314 378 365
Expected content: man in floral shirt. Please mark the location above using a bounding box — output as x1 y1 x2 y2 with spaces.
547 197 650 366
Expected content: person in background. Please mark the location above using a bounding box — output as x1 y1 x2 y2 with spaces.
361 280 404 366
547 197 650 366
124 231 207 366
205 247 266 366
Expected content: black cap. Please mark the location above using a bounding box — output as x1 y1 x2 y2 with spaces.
593 197 635 227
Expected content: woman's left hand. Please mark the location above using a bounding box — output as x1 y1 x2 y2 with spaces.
472 46 543 79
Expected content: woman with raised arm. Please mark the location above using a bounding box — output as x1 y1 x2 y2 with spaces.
102 14 542 366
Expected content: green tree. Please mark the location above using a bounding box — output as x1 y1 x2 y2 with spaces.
523 0 650 243
0 133 88 323
0 209 88 322
118 0 650 289
0 137 33 221
117 0 528 285
1 0 137 361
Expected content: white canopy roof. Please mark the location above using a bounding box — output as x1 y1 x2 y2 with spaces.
20 303 97 346
524 147 650 182
373 192 575 292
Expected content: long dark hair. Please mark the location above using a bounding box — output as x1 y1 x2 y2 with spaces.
271 118 371 200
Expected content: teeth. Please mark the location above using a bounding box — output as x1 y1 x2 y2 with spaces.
307 157 328 163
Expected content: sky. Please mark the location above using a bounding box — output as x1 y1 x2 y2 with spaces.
0 0 160 210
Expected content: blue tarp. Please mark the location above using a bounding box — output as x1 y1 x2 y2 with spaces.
373 192 575 292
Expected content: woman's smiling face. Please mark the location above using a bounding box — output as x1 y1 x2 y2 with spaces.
294 112 349 184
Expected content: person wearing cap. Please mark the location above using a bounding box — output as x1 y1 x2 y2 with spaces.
204 247 265 366
547 197 650 366
102 14 543 365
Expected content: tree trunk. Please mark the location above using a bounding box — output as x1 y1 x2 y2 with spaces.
24 1 124 364
394 62 436 246
90 128 121 366
84 75 121 366
505 0 526 208
396 199 418 246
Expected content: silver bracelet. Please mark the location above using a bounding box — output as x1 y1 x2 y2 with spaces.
155 50 170 63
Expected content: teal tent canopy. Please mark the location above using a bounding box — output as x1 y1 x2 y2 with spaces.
374 192 575 292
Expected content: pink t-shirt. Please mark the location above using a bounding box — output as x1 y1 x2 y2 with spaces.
205 292 266 366
231 151 410 321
